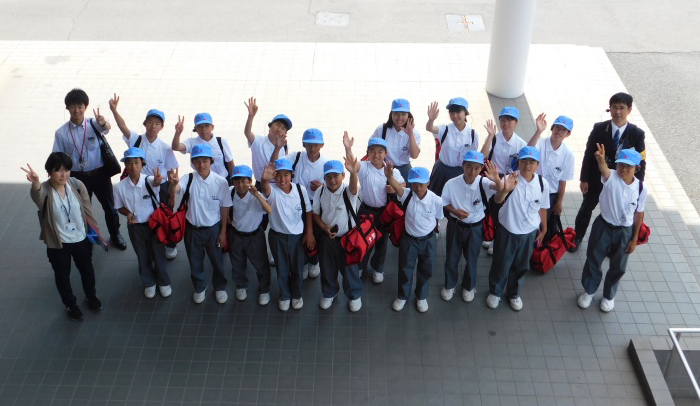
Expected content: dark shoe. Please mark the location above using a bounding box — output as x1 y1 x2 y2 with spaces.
112 233 127 251
567 239 582 253
67 305 84 321
86 296 102 311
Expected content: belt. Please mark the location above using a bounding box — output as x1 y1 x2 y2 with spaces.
360 202 385 212
231 226 261 237
186 221 216 231
456 220 480 229
73 167 103 177
406 231 435 241
599 216 625 230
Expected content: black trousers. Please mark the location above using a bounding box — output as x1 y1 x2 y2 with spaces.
72 169 121 238
574 183 603 241
46 238 97 307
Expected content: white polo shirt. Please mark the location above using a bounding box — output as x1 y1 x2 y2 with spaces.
370 125 422 166
114 175 160 223
442 175 495 224
312 184 359 238
267 183 311 235
435 124 479 167
499 174 550 234
398 189 444 238
124 132 179 177
52 183 87 243
229 187 265 233
249 135 287 182
179 172 232 227
284 151 328 199
599 171 648 227
53 119 106 172
358 161 388 208
182 135 233 179
490 132 526 175
535 137 575 193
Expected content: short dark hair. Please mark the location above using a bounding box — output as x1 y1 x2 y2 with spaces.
385 111 414 128
448 105 469 116
64 88 89 108
191 157 214 164
44 152 73 173
124 157 146 166
609 92 633 108
143 116 164 126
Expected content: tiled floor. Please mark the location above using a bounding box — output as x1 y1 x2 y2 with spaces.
1 41 699 405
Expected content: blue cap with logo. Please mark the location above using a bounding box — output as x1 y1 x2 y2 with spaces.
391 98 410 113
616 149 641 166
121 147 146 162
367 138 388 150
462 150 484 164
194 112 213 126
274 158 293 172
499 106 520 120
191 144 213 159
323 160 344 175
553 115 574 132
446 97 469 110
231 165 253 179
302 128 324 144
145 109 165 122
407 167 430 184
270 114 292 130
518 146 540 162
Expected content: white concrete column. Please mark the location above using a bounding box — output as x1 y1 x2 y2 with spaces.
485 0 538 98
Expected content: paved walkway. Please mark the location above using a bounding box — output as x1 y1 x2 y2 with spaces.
0 41 698 405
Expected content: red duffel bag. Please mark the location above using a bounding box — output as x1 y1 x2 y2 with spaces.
147 174 193 245
531 214 576 274
379 196 410 247
637 222 651 245
340 190 382 266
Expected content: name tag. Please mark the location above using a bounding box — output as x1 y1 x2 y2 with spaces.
64 223 77 232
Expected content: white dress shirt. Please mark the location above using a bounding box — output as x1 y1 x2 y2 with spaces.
229 187 266 232
124 132 179 176
53 119 106 172
249 135 287 182
499 174 550 234
534 137 575 193
435 123 479 167
358 161 388 208
267 183 311 235
599 171 648 227
312 184 359 238
442 175 495 224
52 183 87 243
114 175 160 223
183 135 233 179
284 151 328 199
398 189 444 238
490 132 526 175
179 172 232 227
370 125 421 166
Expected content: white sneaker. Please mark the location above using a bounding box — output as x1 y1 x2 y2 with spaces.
165 247 178 260
416 299 429 313
307 263 320 279
487 246 494 256
577 292 593 309
509 297 523 311
441 288 454 301
349 298 362 312
462 288 476 303
259 292 270 306
278 299 290 311
235 289 247 301
292 298 304 310
215 290 228 304
392 298 406 311
319 296 335 310
372 272 384 284
193 289 206 304
144 285 156 299
486 294 500 309
482 240 493 249
158 285 172 298
600 298 615 312
268 252 275 267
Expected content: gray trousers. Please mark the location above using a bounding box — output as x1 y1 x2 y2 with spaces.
444 219 483 291
488 226 537 298
398 232 437 300
127 223 170 288
227 227 271 293
184 222 227 293
268 230 304 301
318 232 362 300
581 215 634 300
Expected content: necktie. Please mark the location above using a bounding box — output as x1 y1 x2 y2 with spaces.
613 129 620 150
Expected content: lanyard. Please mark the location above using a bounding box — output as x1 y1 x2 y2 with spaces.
68 121 88 163
53 187 73 223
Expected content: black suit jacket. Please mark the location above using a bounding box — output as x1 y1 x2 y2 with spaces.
580 120 646 185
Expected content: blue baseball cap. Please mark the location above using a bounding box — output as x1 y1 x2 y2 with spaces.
120 147 146 162
194 112 213 126
407 167 430 184
552 115 574 132
145 109 165 122
616 149 641 166
391 98 410 113
269 114 292 130
302 128 324 144
367 138 388 150
446 97 469 110
191 144 213 159
462 150 484 164
323 160 344 175
274 158 293 172
518 146 540 162
499 107 519 120
231 165 253 179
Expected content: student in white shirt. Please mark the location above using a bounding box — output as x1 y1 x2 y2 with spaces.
487 147 550 312
227 165 273 306
113 148 171 299
312 159 363 312
172 113 234 180
370 98 421 181
167 144 232 305
260 159 315 312
386 165 444 313
425 97 480 196
243 97 292 184
441 151 502 303
108 95 180 259
577 147 647 313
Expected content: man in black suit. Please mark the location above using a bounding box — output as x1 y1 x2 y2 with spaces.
569 92 646 252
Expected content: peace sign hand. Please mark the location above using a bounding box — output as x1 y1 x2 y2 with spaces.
108 93 120 112
594 143 606 163
93 108 106 127
175 115 185 135
168 168 179 186
20 164 40 184
152 168 163 186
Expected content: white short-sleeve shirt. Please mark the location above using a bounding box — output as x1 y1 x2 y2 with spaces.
52 182 87 243
535 137 575 193
489 132 527 175
599 171 648 227
499 174 550 234
312 184 359 238
370 125 421 166
124 132 179 177
182 135 233 179
442 175 495 224
435 124 479 167
267 183 311 235
284 151 328 200
229 187 265 232
398 189 444 238
249 135 287 182
53 119 106 172
358 161 388 208
178 172 232 227
114 174 160 223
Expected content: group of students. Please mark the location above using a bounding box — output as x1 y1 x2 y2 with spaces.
24 88 648 321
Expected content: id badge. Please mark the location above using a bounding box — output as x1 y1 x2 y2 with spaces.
78 157 87 171
64 222 77 232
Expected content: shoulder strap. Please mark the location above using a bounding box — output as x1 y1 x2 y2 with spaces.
402 190 413 212
144 180 159 210
487 136 497 161
88 119 106 145
177 173 195 210
638 180 644 204
478 177 489 214
134 135 142 148
341 187 358 230
471 128 475 145
318 186 325 217
296 183 307 225
382 124 388 140
440 126 449 145
216 137 224 156
539 174 544 193
292 152 302 172
283 145 288 154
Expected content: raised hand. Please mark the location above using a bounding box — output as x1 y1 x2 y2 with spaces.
152 167 163 185
483 160 499 182
383 161 394 178
274 134 287 149
20 164 40 184
175 115 185 135
535 113 547 133
594 143 606 163
342 131 354 150
344 155 358 174
248 184 259 194
427 101 439 121
484 119 497 136
404 117 415 135
168 168 179 186
93 108 106 127
245 97 258 117
503 173 518 192
261 162 275 182
108 93 120 112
